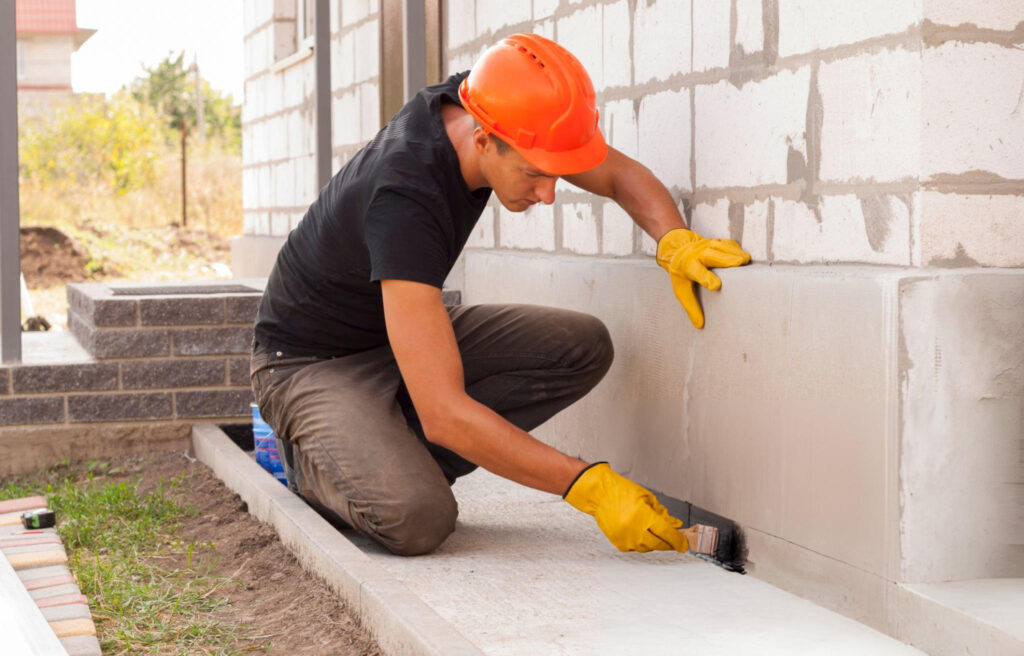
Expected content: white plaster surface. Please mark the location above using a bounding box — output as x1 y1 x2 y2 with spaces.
905 579 1024 642
346 470 924 656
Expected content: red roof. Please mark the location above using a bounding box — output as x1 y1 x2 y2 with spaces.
16 0 80 35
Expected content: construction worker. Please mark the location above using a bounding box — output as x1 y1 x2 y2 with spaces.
250 33 750 557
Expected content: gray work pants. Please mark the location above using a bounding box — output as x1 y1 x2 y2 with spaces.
250 303 614 556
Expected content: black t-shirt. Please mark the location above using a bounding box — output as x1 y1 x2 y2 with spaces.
254 71 491 357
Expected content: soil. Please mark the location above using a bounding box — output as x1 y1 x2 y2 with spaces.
19 226 101 288
89 449 385 656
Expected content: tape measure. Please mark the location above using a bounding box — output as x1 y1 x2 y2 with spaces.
21 509 56 529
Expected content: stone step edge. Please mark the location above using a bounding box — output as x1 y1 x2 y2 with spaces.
190 423 485 656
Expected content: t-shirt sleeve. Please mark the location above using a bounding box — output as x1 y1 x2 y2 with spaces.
364 190 450 288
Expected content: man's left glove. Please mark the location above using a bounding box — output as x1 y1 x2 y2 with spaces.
656 228 750 329
564 462 689 553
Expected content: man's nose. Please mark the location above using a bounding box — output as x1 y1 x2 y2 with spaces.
536 177 557 204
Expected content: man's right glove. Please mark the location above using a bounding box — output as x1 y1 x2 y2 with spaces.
563 462 689 553
656 227 750 329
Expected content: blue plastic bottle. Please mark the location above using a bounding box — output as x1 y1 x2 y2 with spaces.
251 403 288 486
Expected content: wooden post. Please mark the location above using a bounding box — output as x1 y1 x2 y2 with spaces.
180 118 187 228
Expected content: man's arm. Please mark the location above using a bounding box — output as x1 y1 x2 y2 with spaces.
563 146 685 244
380 278 587 495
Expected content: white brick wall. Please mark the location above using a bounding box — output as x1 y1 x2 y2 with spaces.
777 0 920 57
742 199 770 261
448 0 476 48
634 0 692 83
919 193 1024 267
563 203 600 254
532 0 560 22
819 47 921 182
354 20 379 82
602 202 634 255
693 0 731 72
638 88 691 191
499 204 556 251
695 66 810 189
922 42 1024 180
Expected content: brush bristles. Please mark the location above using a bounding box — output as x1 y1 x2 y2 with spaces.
713 521 747 574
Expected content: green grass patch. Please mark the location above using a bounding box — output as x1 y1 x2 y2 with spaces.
2 459 272 655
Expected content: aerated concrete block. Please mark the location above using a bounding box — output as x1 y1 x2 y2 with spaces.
465 209 496 249
602 202 634 256
918 193 1024 268
693 0 731 71
476 0 530 35
634 0 692 82
562 203 599 255
819 47 921 183
694 66 810 188
638 88 691 191
603 98 638 160
925 0 1024 30
602 0 632 88
922 42 1024 180
558 5 604 89
499 204 555 251
777 0 919 57
735 0 764 55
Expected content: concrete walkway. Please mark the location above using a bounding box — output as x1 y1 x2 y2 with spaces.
343 470 924 655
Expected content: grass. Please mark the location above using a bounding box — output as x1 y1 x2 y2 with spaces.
1 459 272 655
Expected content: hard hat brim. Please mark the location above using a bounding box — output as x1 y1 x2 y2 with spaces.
512 129 609 177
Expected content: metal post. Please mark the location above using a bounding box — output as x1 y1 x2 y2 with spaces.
402 0 426 102
0 0 22 363
194 61 204 141
314 0 332 190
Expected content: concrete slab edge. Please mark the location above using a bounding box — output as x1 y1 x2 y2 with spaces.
190 424 485 656
892 583 1024 656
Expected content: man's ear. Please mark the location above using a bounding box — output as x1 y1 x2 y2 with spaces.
472 127 490 154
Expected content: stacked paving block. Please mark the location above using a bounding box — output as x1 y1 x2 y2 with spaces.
0 495 101 656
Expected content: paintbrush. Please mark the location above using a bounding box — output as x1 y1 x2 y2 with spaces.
652 489 748 574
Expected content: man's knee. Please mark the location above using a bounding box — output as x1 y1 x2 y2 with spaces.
569 313 614 381
376 485 459 556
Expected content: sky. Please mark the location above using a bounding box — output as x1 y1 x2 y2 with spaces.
72 0 245 103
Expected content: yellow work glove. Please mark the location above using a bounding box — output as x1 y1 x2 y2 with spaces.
656 228 751 329
564 462 689 553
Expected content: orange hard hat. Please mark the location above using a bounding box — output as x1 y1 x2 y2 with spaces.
458 33 607 176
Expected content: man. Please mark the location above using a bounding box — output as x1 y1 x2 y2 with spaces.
250 34 749 557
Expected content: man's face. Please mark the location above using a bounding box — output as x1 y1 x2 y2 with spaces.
477 133 559 212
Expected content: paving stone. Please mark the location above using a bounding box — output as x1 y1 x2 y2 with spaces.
15 564 68 582
228 358 251 386
10 363 119 394
49 617 96 638
225 294 262 323
67 392 173 422
0 396 64 426
2 542 67 556
0 496 47 514
175 389 254 418
36 593 89 608
121 359 226 389
23 574 76 591
6 549 68 569
139 297 225 326
173 326 253 356
60 634 103 656
41 603 91 622
30 583 82 600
